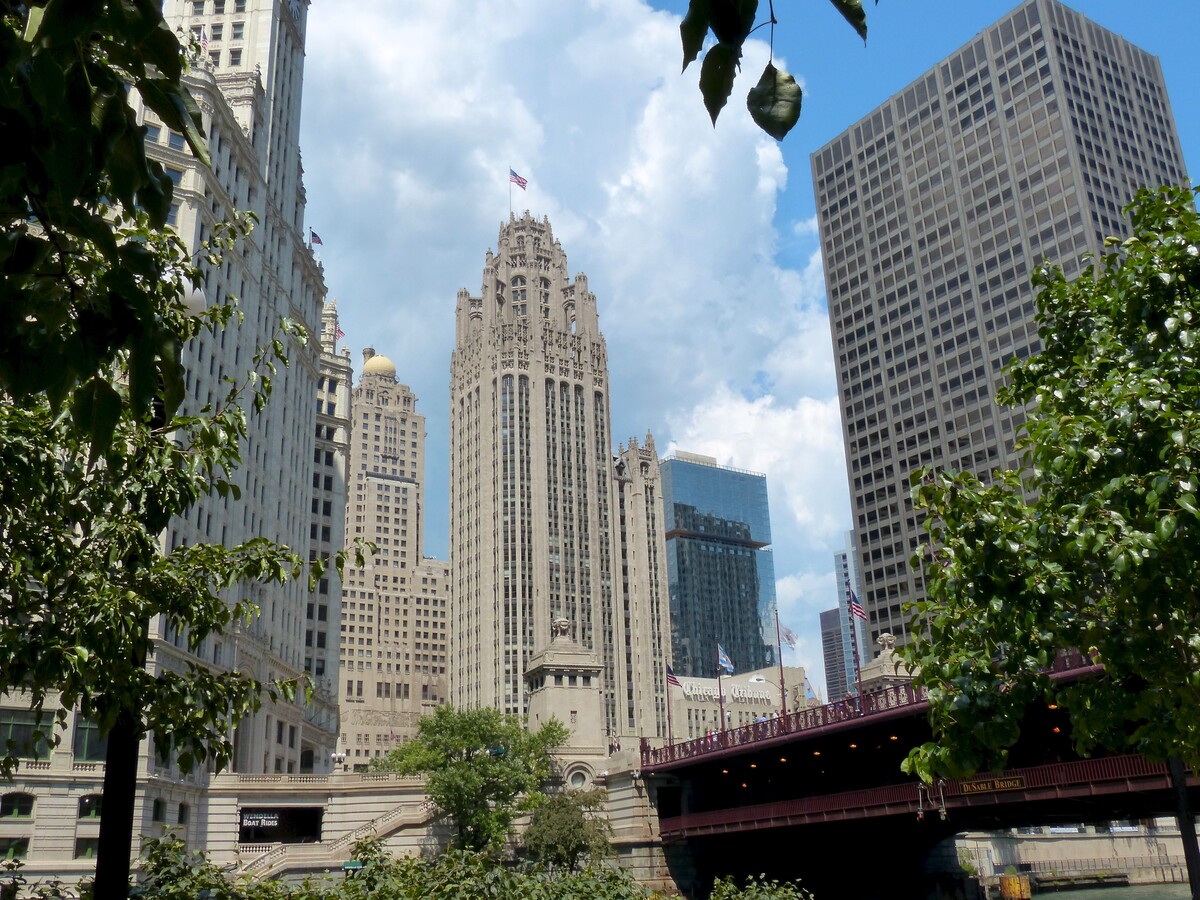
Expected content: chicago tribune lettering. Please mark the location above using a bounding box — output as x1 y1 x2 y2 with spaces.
681 682 771 705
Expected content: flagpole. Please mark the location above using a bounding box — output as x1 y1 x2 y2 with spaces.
775 607 788 718
716 639 727 735
848 592 865 700
508 165 512 218
665 669 674 747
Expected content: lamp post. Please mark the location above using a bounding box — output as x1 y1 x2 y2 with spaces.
330 750 347 772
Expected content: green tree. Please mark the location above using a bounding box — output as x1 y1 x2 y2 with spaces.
0 205 351 896
680 0 873 140
374 706 570 851
523 787 612 871
1 2 210 447
901 185 1200 897
710 874 814 900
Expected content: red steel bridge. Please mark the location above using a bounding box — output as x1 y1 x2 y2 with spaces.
639 651 1199 898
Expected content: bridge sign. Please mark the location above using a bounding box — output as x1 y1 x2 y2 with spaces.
960 775 1025 794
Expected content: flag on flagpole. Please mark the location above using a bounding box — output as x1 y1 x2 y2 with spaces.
665 664 681 688
201 26 209 52
849 591 868 621
805 678 818 701
780 625 798 650
334 325 345 341
717 644 735 674
310 229 324 246
509 168 528 190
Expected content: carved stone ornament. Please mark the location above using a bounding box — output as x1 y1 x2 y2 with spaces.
550 617 571 640
877 632 897 651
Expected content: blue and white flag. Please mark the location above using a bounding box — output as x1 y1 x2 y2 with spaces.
717 644 735 674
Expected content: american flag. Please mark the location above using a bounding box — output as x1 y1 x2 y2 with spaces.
849 591 868 621
310 229 324 246
334 325 345 340
509 168 528 190
665 664 681 688
200 26 209 52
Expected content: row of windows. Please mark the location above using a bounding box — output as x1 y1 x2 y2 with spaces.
2 793 101 819
191 0 246 13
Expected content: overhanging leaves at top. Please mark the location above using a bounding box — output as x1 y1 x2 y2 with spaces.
679 0 878 140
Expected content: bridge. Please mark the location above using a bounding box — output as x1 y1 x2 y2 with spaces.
640 652 1199 898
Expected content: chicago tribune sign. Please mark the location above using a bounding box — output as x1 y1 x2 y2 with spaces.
681 682 772 705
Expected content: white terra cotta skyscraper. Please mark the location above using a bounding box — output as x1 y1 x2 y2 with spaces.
450 212 671 749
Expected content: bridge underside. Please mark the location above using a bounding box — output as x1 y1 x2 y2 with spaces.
646 691 1199 898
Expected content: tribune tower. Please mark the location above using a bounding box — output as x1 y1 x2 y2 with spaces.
450 213 670 743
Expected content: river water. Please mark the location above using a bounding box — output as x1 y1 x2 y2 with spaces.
1042 886 1192 899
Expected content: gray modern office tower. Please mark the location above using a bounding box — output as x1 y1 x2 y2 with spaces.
813 0 1187 649
659 451 776 679
829 531 868 695
449 213 671 742
820 608 849 700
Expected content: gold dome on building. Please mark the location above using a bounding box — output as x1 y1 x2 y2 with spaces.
361 348 396 378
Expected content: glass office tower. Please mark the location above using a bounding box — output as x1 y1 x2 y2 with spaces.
661 452 776 678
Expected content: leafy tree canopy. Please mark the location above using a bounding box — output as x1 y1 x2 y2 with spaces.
680 0 876 140
0 205 353 781
374 706 569 851
523 787 612 871
902 186 1200 782
1 1 209 447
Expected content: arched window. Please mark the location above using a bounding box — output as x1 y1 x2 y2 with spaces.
0 793 33 818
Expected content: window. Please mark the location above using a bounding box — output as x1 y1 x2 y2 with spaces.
0 711 50 760
234 0 246 10
231 22 244 40
209 50 220 68
75 838 99 859
229 48 242 66
0 838 29 860
177 803 190 825
152 799 165 822
0 793 33 818
213 0 224 11
168 131 185 151
144 123 161 144
72 718 107 762
79 795 102 819
211 23 223 41
191 1 204 14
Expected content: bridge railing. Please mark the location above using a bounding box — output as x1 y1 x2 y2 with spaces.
642 649 1099 769
642 681 928 768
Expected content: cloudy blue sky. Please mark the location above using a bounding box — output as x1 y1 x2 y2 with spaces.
296 0 1198 695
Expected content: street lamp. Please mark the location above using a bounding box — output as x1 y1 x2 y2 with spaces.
330 750 347 772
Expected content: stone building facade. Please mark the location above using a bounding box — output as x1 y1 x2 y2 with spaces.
449 213 671 744
0 0 340 876
337 351 449 764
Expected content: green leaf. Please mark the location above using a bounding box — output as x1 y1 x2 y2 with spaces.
746 62 802 140
708 0 758 46
680 0 711 72
828 0 868 43
699 42 739 126
1157 514 1177 541
137 77 211 167
70 378 123 460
